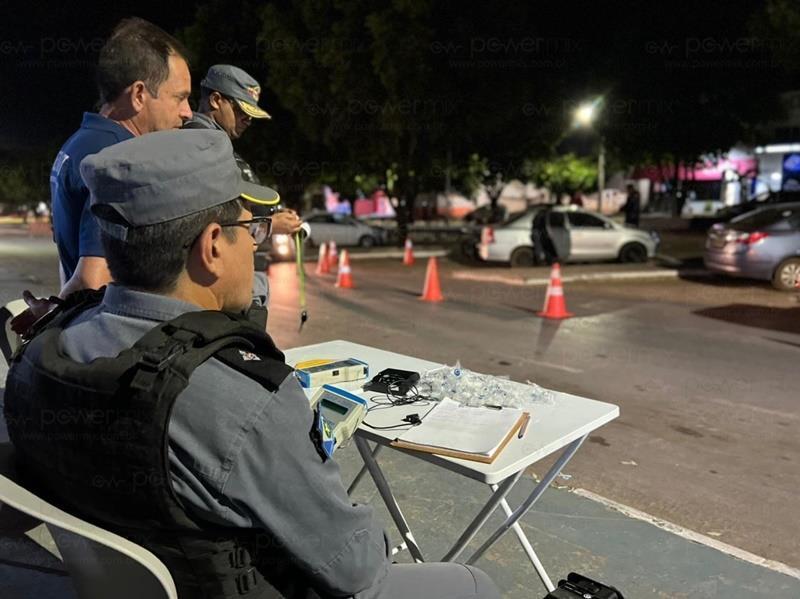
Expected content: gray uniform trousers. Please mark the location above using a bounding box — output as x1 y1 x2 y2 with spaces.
374 563 501 599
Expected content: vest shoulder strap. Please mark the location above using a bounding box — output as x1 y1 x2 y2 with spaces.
127 310 292 393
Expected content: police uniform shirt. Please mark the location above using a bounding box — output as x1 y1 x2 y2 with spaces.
51 113 134 281
183 112 261 184
58 284 391 596
184 110 224 133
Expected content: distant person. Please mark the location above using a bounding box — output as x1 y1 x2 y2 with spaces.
622 183 641 227
531 207 557 265
12 18 192 334
570 192 583 207
184 64 301 320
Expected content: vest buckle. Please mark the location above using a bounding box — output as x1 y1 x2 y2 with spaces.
229 546 247 568
235 567 257 595
130 342 187 391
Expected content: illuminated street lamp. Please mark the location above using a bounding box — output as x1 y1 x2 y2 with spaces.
573 99 605 213
574 103 596 127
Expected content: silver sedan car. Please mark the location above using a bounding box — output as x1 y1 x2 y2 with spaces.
477 205 659 267
304 211 388 248
704 202 800 290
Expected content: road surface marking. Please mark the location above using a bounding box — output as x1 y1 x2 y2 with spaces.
450 271 527 285
344 249 447 261
574 488 800 581
527 359 583 374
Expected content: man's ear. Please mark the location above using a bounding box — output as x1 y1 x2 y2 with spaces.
192 222 227 277
209 91 224 111
128 80 148 114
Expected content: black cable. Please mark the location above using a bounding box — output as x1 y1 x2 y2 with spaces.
362 387 440 430
361 421 416 431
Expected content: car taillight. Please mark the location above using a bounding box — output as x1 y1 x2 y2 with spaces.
735 231 769 245
481 226 495 244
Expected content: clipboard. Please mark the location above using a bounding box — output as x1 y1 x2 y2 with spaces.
390 399 530 464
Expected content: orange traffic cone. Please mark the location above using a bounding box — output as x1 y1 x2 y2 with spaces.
327 240 338 270
336 250 354 289
537 263 573 319
403 237 415 266
420 257 444 302
315 242 329 275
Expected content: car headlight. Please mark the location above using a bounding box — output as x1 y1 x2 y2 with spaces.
272 234 291 255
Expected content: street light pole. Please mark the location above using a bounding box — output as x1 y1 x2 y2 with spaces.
573 98 605 214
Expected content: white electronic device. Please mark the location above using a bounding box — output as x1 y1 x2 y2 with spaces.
295 358 369 388
309 384 368 456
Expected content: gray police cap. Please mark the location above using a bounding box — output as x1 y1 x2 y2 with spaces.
81 129 279 240
201 64 271 119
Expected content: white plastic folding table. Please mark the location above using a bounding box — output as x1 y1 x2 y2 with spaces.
285 340 619 593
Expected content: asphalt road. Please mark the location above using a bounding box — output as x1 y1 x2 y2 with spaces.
1 231 798 570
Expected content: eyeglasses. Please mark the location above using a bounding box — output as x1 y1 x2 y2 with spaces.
223 95 249 119
218 216 272 245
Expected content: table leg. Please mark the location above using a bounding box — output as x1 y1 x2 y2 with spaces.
347 443 383 495
465 435 586 570
441 470 523 562
496 493 555 592
354 436 425 563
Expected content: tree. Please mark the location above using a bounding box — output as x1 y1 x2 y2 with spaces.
178 0 793 214
523 154 597 202
0 162 47 209
459 154 489 199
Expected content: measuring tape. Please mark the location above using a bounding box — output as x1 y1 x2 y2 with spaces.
294 224 310 331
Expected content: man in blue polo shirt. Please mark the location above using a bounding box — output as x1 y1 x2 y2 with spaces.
52 18 191 294
13 18 192 333
51 114 133 284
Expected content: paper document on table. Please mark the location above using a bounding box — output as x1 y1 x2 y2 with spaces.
392 399 528 463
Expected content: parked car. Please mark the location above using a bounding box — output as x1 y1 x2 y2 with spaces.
304 211 388 248
477 205 659 267
714 193 800 223
704 202 800 290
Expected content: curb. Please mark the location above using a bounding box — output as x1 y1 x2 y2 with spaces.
574 488 800 581
452 268 711 286
348 249 448 261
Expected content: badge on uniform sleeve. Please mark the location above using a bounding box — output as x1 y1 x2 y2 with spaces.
238 349 261 362
308 408 336 462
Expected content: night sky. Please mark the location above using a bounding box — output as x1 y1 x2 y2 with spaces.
0 0 794 156
0 1 189 150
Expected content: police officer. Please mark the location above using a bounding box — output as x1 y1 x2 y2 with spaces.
184 64 302 314
184 64 300 234
4 129 500 599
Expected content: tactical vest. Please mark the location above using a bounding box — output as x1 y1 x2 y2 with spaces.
4 290 314 598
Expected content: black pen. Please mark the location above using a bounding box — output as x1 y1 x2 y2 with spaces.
485 404 503 410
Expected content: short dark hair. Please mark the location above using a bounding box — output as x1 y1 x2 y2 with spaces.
97 17 190 105
99 199 242 293
198 86 216 112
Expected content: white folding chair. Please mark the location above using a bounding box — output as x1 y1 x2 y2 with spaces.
0 470 177 599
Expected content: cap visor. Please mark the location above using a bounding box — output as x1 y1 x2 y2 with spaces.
240 180 280 207
236 99 271 119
